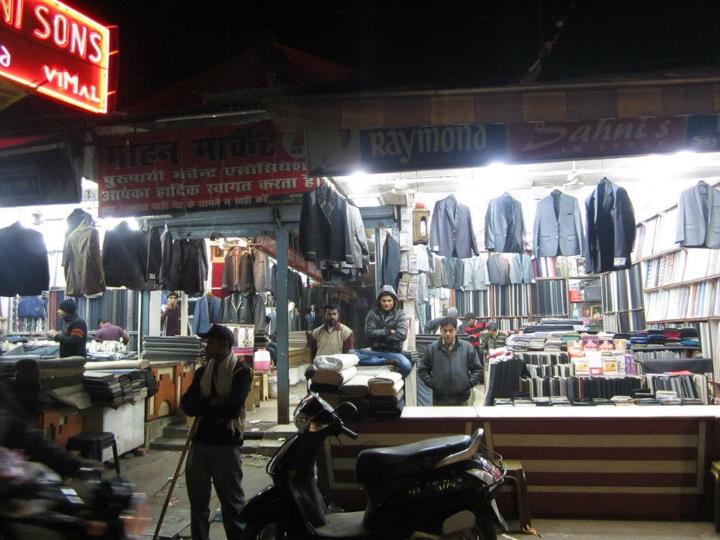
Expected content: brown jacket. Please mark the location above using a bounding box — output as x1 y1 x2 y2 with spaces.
63 223 105 296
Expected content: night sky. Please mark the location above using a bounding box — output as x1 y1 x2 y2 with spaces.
8 0 720 114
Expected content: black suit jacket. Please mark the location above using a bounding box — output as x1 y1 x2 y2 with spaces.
584 178 636 273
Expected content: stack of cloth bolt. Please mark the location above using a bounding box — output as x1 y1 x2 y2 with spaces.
309 353 360 406
141 336 203 361
310 354 405 419
1 356 90 412
83 367 158 407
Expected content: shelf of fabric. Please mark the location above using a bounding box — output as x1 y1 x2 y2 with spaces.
637 245 681 263
644 273 720 292
647 316 720 323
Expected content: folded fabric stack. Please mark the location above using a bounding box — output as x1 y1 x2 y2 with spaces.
85 358 150 370
1 356 88 411
83 368 157 407
310 354 361 405
529 334 547 350
367 372 405 419
142 336 203 361
506 334 532 351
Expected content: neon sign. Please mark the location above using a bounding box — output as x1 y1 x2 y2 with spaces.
0 0 117 114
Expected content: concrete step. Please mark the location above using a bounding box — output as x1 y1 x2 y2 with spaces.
150 437 188 451
149 436 285 457
163 424 190 439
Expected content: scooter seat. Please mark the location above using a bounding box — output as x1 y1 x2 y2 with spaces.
356 434 472 485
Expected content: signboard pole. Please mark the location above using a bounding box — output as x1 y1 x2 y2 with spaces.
275 227 290 425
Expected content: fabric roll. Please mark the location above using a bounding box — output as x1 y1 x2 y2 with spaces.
313 353 360 371
312 366 358 385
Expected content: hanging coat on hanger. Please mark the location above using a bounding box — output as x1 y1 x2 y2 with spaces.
0 223 50 296
676 181 720 248
485 194 525 254
533 191 584 257
584 177 636 273
381 234 401 289
429 194 479 259
158 228 173 289
102 221 148 290
63 222 104 296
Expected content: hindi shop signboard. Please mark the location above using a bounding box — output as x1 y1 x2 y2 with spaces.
96 123 313 218
0 0 117 114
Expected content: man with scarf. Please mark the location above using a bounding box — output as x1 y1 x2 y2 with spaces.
181 324 253 540
49 299 87 358
307 303 354 358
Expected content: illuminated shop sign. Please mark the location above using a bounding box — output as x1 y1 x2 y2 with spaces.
0 0 117 114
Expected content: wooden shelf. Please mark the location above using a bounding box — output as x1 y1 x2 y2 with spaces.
644 273 720 292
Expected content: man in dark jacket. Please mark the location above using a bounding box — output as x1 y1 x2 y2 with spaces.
355 285 412 376
49 299 87 358
418 317 483 406
181 324 253 540
161 293 181 336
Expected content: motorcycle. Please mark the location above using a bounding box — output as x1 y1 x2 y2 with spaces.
239 393 506 539
0 454 147 540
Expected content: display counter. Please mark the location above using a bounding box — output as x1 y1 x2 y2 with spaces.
317 405 720 520
146 360 196 421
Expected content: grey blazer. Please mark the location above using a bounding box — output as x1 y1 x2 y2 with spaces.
676 181 720 248
487 253 510 285
429 194 479 259
533 192 584 257
484 194 525 253
509 253 533 284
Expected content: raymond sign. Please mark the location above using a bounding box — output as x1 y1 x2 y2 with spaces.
96 122 314 218
508 117 686 162
0 0 117 114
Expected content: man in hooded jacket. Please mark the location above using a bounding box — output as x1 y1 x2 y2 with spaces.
354 285 412 376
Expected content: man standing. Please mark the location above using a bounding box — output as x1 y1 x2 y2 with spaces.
161 292 181 336
418 317 483 406
181 323 253 540
424 307 459 334
358 285 412 376
479 322 507 354
49 299 87 358
308 303 354 358
94 319 129 344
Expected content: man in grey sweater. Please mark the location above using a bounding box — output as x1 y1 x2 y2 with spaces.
418 316 483 406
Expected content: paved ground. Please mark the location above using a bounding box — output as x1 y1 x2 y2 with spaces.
118 448 719 539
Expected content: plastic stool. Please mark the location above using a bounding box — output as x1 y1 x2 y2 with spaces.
67 432 121 475
502 459 532 532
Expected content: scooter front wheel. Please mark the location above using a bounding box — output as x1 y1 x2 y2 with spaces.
243 520 289 540
444 522 497 540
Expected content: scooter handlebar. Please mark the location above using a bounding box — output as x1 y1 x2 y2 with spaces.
340 424 359 440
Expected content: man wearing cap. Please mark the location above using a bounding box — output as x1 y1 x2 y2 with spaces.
49 299 87 358
181 323 253 540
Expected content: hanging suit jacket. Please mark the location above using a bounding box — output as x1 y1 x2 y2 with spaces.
167 239 208 295
584 178 636 274
192 295 223 334
145 227 162 288
0 223 50 296
158 229 173 290
102 221 148 290
345 203 370 270
253 249 272 292
509 254 533 284
299 182 348 263
381 234 401 289
223 248 254 292
487 253 510 285
63 222 105 297
429 194 479 259
485 194 525 253
221 292 267 332
533 192 584 257
676 181 720 248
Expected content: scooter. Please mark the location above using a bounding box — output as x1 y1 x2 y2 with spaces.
239 393 506 539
